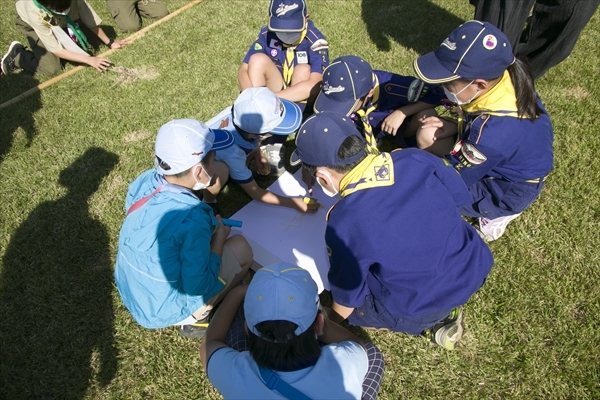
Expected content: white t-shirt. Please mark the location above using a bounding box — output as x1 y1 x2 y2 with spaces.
207 341 368 399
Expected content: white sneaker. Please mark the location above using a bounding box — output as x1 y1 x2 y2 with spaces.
478 213 522 241
260 143 286 176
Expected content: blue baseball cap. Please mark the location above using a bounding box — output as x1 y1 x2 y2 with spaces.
245 262 320 338
233 87 303 135
413 20 515 83
154 119 234 175
268 0 307 32
291 111 366 167
314 55 374 116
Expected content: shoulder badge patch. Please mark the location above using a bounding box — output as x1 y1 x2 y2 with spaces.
311 39 329 52
254 43 262 51
407 79 426 103
461 143 487 164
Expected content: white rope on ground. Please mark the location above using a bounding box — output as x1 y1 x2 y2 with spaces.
0 0 205 111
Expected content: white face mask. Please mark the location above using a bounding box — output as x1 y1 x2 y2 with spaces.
52 7 71 15
275 31 302 45
192 165 212 191
316 169 338 197
443 80 480 105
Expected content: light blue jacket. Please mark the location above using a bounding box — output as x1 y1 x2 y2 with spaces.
114 170 224 329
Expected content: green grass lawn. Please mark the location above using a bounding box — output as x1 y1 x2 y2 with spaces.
1 0 599 398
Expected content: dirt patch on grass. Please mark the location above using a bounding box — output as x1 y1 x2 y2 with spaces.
563 86 590 101
123 130 153 143
109 66 159 87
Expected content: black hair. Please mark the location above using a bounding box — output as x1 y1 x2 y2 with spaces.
40 0 71 12
248 319 321 371
507 57 543 120
302 135 367 177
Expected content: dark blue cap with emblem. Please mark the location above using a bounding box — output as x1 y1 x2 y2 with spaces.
314 55 374 116
291 111 366 167
413 20 515 83
268 0 307 32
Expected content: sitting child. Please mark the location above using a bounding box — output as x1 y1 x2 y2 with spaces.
115 119 253 338
203 87 320 214
237 0 329 107
201 262 384 400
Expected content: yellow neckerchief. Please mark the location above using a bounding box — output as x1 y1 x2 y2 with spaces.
282 29 307 88
456 70 519 134
339 152 394 198
355 74 380 154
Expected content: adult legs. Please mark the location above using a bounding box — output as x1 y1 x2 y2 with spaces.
14 16 61 76
137 0 169 22
105 0 142 33
516 0 600 80
472 0 535 49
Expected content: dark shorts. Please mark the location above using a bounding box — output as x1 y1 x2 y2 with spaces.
347 294 453 336
460 178 545 219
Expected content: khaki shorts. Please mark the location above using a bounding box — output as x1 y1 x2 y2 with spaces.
192 244 241 320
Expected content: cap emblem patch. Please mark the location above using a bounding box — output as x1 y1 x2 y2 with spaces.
483 34 497 50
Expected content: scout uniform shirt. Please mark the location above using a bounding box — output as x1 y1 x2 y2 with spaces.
16 0 102 53
242 20 329 88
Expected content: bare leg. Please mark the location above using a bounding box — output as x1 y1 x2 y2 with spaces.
414 109 456 157
246 53 284 92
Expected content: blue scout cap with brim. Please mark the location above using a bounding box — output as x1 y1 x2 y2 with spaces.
268 0 307 32
413 20 515 83
291 111 366 167
314 55 374 116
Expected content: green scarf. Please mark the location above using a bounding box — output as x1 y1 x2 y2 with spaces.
33 0 90 53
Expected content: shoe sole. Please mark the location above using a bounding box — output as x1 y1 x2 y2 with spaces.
478 213 521 241
1 41 22 74
434 309 464 350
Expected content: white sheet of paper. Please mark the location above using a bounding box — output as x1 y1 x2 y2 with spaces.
51 26 89 57
230 170 337 292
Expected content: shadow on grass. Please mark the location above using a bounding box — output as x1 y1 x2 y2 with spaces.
0 147 119 398
361 0 466 54
0 73 41 162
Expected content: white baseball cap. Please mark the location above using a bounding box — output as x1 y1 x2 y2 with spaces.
233 87 302 135
154 119 234 175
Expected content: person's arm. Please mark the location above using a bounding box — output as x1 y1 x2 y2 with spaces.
237 62 253 91
51 48 111 72
325 301 355 324
276 72 322 102
210 215 231 257
200 284 248 371
239 180 319 213
318 313 364 348
381 101 438 136
88 25 130 49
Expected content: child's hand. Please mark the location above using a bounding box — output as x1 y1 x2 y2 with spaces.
248 148 270 175
292 197 320 213
420 116 457 141
212 215 232 241
381 109 407 136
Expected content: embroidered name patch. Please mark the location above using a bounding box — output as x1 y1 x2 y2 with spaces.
296 51 308 64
